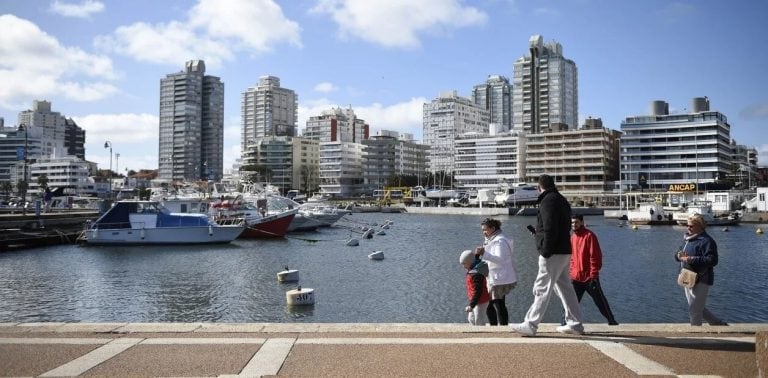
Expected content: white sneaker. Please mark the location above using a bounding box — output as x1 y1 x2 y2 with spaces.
510 322 536 337
556 324 584 335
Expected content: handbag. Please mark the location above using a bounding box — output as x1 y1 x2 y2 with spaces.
676 240 697 288
677 268 698 288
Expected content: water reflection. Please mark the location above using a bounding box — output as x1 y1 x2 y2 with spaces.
0 213 766 323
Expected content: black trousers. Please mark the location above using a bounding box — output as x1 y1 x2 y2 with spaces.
572 278 617 324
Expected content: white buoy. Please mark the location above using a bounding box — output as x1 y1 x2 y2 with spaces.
757 228 764 235
721 227 729 232
286 286 315 306
363 229 374 239
375 230 386 236
382 224 390 229
368 250 384 260
346 238 360 246
277 266 299 283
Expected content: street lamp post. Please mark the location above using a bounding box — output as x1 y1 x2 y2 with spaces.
19 124 28 215
104 141 112 199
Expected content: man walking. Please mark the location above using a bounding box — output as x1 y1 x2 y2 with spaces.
569 214 618 325
510 174 585 336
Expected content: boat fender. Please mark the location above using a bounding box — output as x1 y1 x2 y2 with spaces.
657 214 662 221
208 225 213 236
667 214 673 221
140 227 145 240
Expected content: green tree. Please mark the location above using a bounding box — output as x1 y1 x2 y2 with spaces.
36 173 49 191
0 181 12 200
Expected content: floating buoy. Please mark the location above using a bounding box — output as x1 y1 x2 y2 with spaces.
721 227 729 232
277 266 299 283
286 286 315 306
346 238 360 246
757 228 764 235
375 230 386 236
368 250 384 260
632 224 638 230
363 229 374 239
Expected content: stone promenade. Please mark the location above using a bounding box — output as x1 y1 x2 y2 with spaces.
1 323 766 377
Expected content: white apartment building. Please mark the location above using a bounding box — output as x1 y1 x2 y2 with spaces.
158 60 224 181
1 125 42 187
620 98 732 191
28 156 99 197
525 117 620 193
423 91 490 174
18 100 67 159
454 131 526 191
304 107 369 143
241 76 298 154
318 142 365 197
512 35 578 134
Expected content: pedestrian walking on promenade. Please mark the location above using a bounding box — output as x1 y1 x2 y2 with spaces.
474 218 517 326
460 250 490 325
510 174 585 336
567 214 618 325
676 214 728 326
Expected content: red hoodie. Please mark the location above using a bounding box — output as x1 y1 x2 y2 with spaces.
569 227 602 282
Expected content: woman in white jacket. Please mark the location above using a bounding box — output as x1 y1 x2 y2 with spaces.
474 218 518 325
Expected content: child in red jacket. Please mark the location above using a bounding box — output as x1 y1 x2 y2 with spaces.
460 249 490 325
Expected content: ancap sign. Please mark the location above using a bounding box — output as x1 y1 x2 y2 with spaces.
668 183 696 192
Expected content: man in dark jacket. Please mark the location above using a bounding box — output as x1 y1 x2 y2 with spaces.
510 174 585 336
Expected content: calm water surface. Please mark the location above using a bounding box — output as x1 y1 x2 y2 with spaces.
1 213 766 324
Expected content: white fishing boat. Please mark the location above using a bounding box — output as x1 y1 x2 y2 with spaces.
627 202 676 225
672 201 740 226
80 200 244 245
425 187 458 200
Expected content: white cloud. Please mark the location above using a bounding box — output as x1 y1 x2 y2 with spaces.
75 113 159 169
49 0 105 18
297 97 426 140
355 98 427 140
96 0 301 68
314 82 338 93
0 14 117 109
312 0 487 48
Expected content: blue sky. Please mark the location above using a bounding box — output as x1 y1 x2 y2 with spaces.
1 0 767 174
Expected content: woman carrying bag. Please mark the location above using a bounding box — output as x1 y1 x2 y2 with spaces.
675 214 728 326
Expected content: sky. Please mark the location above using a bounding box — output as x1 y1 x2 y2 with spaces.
1 0 767 175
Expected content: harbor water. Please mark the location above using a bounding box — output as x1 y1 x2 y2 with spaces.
1 213 766 324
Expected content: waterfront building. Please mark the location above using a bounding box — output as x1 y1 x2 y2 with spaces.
241 76 298 164
28 156 99 197
423 91 490 174
158 60 224 182
472 75 512 133
454 131 526 191
362 130 430 193
304 107 369 197
17 101 85 160
512 35 578 134
318 141 365 197
729 142 758 189
241 136 319 193
304 107 369 143
525 117 620 193
620 98 732 192
0 125 42 189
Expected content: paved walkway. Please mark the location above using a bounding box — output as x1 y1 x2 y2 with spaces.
1 323 765 377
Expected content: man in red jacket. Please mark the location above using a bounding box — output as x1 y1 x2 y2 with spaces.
569 214 618 325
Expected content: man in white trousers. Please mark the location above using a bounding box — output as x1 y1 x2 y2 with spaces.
510 174 585 336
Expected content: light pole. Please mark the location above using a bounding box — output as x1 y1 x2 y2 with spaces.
104 141 112 199
19 124 28 215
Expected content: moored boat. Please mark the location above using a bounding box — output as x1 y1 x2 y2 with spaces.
627 202 676 225
212 200 297 238
80 200 244 245
672 202 740 226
